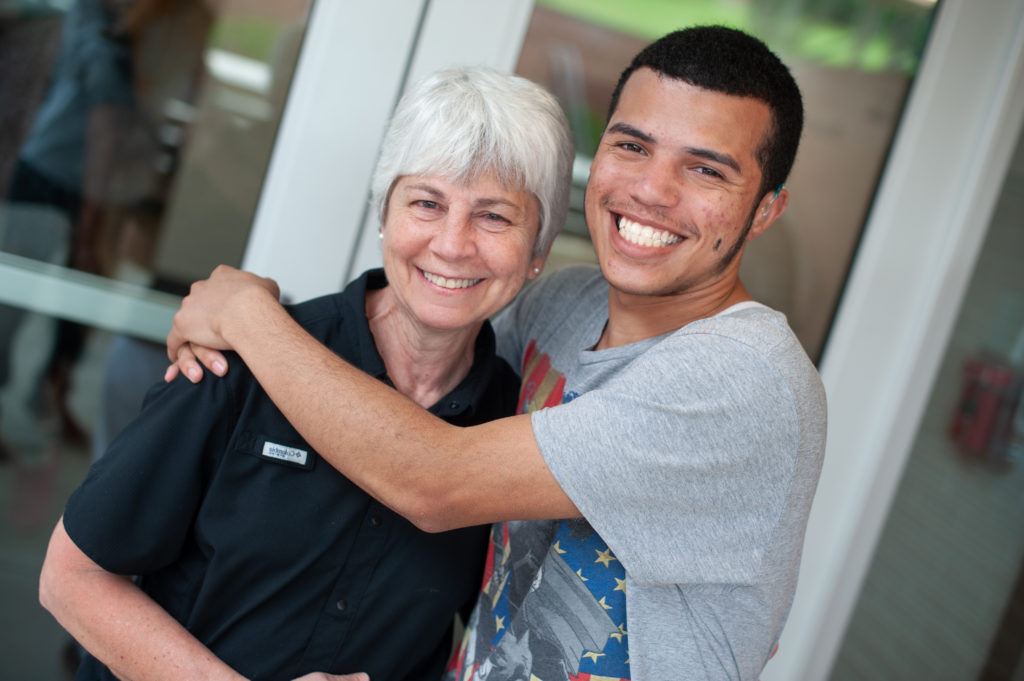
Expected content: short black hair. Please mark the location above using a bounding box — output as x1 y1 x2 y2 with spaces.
608 26 804 198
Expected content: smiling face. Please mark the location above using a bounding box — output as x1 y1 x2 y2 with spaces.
586 67 786 302
380 170 544 335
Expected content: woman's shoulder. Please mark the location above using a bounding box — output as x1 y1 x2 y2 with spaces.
284 292 348 329
284 268 379 332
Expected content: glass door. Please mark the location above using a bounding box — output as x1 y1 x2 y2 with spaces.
0 1 535 676
767 1 1024 677
0 1 312 676
831 119 1024 681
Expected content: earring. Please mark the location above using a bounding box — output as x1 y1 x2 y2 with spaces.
378 231 384 240
533 267 541 275
763 185 783 217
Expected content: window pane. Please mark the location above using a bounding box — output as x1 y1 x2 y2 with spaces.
0 0 310 297
0 311 171 677
0 1 311 675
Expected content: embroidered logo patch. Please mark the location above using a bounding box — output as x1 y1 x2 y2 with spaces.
261 441 309 467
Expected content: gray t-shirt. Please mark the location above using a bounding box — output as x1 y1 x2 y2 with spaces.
446 265 827 681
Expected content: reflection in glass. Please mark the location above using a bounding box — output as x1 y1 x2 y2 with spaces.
830 125 1024 681
0 311 161 679
516 0 937 361
0 1 310 676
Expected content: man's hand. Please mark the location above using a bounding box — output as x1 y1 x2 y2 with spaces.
165 265 280 383
163 341 231 384
292 673 369 681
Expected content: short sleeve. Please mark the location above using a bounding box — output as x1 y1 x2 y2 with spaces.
531 332 800 586
493 265 605 373
62 364 242 575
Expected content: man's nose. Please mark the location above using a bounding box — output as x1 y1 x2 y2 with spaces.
630 157 679 208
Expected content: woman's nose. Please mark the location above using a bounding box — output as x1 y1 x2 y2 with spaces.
430 215 477 260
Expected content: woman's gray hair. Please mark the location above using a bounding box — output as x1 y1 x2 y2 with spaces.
370 66 575 258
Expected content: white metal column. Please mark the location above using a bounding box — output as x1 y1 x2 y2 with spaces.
239 0 427 303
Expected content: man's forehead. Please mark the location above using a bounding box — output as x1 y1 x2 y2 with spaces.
617 68 685 101
611 69 771 152
616 68 753 111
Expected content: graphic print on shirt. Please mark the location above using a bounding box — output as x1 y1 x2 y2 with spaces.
447 340 630 681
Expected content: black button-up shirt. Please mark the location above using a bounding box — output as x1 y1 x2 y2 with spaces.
64 269 518 681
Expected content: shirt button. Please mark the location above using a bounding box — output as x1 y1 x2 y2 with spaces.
370 514 382 527
448 400 459 409
336 599 347 612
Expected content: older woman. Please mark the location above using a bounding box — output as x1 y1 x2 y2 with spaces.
39 67 574 681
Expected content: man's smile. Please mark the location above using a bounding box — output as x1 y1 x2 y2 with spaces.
616 215 683 248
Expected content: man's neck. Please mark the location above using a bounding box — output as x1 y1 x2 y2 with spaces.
596 278 753 350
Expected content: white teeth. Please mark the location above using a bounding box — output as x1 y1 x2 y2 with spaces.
617 217 682 248
422 271 482 289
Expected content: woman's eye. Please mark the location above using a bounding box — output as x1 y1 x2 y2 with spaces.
414 200 439 210
482 212 510 224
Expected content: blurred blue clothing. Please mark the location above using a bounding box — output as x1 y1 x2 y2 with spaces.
18 0 134 194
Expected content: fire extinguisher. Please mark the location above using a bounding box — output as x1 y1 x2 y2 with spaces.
949 353 1022 466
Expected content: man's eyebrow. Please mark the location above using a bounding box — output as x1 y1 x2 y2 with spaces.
608 122 742 174
607 122 655 144
685 146 741 174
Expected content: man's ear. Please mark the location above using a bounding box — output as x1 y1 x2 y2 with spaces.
748 186 789 242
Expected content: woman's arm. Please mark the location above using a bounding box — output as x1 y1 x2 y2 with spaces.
40 516 248 681
41 519 370 681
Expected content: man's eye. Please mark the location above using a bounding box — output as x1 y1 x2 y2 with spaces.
695 166 724 179
617 142 644 153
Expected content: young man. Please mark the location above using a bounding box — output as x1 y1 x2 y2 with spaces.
167 26 826 681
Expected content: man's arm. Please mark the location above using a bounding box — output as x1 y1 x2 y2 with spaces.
167 266 579 532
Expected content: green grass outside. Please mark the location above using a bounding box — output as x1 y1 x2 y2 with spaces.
539 0 753 39
203 1 932 76
208 16 280 62
537 0 933 74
